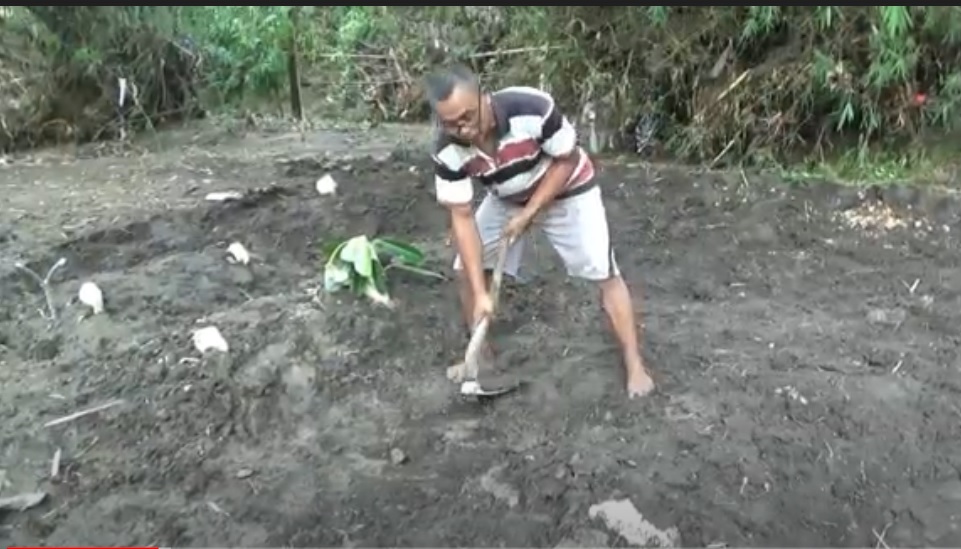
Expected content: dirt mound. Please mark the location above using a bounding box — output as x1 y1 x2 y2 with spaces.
2 149 961 546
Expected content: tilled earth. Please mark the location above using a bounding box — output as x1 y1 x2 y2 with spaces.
1 125 961 547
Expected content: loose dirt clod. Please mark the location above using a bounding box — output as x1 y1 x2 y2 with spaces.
588 498 680 548
476 465 520 509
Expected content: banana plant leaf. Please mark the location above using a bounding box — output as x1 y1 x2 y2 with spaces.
373 237 425 266
339 236 375 279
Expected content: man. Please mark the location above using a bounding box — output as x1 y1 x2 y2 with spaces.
425 64 655 398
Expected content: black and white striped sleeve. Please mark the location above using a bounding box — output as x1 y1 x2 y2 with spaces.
501 87 578 158
537 95 577 158
432 143 473 206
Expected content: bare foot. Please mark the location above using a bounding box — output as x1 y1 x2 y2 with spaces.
447 362 466 382
626 362 655 399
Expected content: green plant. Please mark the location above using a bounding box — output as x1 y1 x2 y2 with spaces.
323 235 444 307
15 4 961 179
178 6 311 104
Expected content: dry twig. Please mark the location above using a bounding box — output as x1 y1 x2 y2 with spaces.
43 399 125 428
14 257 67 321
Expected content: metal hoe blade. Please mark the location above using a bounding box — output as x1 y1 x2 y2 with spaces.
460 379 517 397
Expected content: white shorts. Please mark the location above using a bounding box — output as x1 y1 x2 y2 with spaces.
453 185 619 281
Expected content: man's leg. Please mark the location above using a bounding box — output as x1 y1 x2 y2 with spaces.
452 194 526 341
539 186 655 398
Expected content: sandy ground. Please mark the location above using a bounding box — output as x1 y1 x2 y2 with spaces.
1 120 961 547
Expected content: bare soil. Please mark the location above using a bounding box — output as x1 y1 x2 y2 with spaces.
2 121 961 547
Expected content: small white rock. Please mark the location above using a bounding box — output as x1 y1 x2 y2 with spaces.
315 174 338 195
205 191 244 202
193 326 228 354
226 242 250 265
390 448 408 465
78 281 104 314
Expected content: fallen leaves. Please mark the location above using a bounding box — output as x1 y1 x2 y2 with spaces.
838 202 909 231
836 200 939 236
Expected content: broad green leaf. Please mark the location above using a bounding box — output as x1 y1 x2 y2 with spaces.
323 261 351 291
373 237 425 266
353 244 376 280
338 235 370 264
340 236 376 279
349 267 366 295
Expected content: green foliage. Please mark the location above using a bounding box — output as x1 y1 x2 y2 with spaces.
463 6 961 169
323 236 443 307
11 5 961 176
178 7 328 104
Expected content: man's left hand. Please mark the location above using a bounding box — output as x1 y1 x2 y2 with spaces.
502 210 535 244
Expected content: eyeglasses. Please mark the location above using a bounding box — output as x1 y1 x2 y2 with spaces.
439 106 479 133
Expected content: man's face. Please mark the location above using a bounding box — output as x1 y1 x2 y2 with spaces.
435 85 483 143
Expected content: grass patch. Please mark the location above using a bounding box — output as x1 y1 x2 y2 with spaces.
776 144 961 187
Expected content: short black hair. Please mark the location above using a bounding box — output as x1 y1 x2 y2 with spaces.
424 63 480 108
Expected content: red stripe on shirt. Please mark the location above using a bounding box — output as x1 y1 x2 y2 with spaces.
567 152 594 190
498 147 595 204
463 155 490 177
498 138 540 164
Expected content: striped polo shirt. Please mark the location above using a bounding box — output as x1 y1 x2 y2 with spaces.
431 86 595 206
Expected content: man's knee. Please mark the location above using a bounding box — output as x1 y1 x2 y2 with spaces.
598 273 627 296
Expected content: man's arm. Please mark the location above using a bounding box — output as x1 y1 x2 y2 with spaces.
449 204 486 297
433 153 486 298
520 96 581 219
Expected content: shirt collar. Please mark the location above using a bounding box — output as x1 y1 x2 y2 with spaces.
489 92 510 138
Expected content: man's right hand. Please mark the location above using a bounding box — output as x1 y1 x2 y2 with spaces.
471 291 495 327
